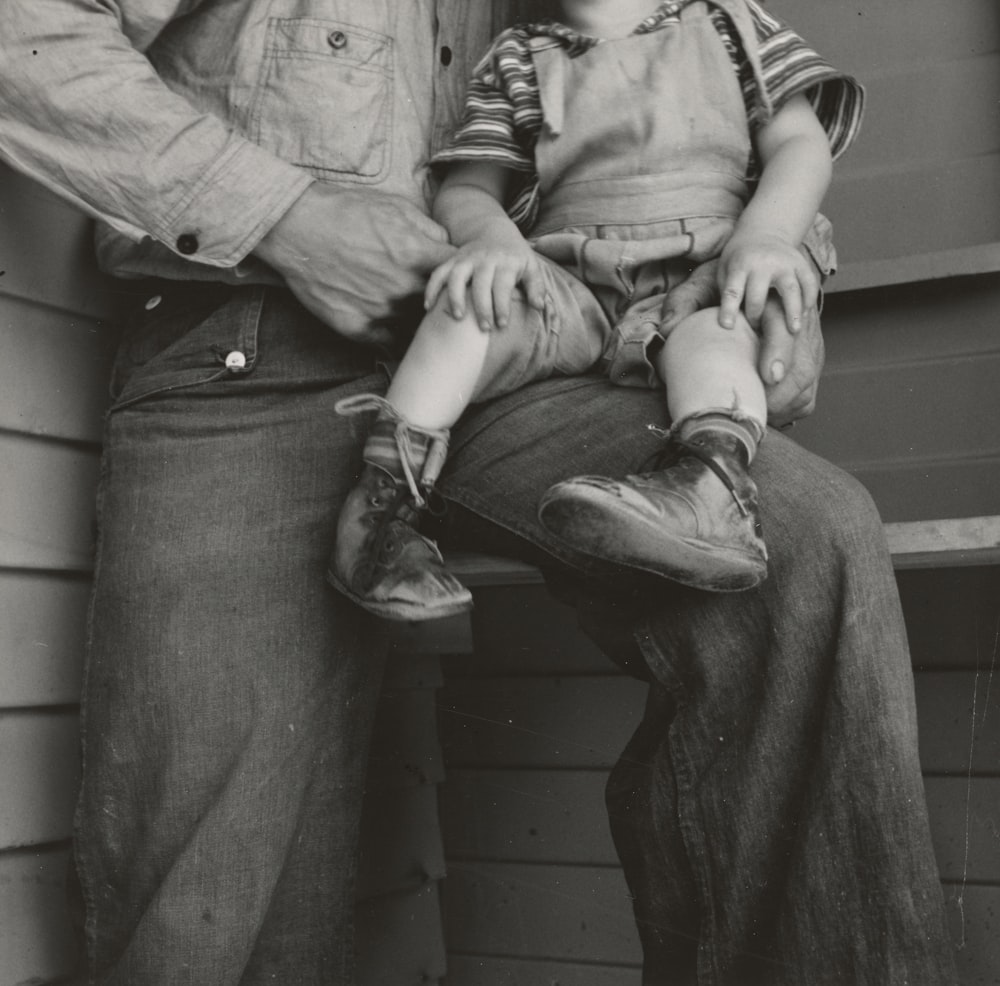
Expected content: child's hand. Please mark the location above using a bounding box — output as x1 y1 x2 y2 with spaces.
717 232 820 333
424 236 551 331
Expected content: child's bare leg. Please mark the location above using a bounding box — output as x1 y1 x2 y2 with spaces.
385 295 492 430
658 306 766 448
538 307 769 592
328 297 489 621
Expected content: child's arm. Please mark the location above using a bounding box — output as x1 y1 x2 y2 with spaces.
426 161 552 331
718 94 833 331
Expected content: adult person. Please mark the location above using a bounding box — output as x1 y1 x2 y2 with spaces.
0 2 956 985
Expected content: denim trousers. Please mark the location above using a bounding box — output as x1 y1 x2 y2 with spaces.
76 284 956 985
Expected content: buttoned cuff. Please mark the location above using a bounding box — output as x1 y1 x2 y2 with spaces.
156 138 315 267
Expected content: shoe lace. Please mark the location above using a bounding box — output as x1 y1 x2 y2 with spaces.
644 424 750 520
336 393 450 511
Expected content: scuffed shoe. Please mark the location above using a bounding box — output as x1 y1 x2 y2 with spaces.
329 463 472 621
538 430 767 591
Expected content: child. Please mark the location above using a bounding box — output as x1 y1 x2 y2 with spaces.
329 0 863 620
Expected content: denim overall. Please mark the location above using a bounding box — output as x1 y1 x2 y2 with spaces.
526 0 771 387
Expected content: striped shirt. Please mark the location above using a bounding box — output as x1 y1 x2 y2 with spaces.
432 0 864 232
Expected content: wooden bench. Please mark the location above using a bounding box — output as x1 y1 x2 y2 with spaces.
439 514 1000 586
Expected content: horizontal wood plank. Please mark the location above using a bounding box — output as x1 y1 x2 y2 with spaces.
850 458 1000 528
0 295 115 444
833 244 1000 295
0 571 89 707
442 768 617 866
446 954 640 985
819 273 1000 369
444 861 641 966
829 155 1000 270
926 777 1000 884
942 883 1000 986
439 676 646 770
766 0 998 72
0 845 78 985
466 584 612 676
885 517 1000 570
898 566 1000 671
0 163 121 319
793 352 1000 475
915 672 1000 776
834 55 1000 178
0 712 79 850
0 433 100 572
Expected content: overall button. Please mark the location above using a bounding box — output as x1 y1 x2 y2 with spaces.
176 233 199 255
327 30 347 50
224 351 247 370
440 45 453 66
144 294 162 311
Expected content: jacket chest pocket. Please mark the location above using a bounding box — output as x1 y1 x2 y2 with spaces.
250 18 394 181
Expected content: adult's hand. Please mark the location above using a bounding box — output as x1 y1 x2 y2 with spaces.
758 295 824 428
659 254 825 427
659 258 720 334
255 183 455 346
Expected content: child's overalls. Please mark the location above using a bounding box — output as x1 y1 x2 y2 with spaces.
475 0 773 397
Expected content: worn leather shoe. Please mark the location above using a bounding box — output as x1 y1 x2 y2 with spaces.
538 431 767 591
329 464 472 621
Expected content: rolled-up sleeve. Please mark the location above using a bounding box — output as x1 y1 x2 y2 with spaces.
0 0 313 267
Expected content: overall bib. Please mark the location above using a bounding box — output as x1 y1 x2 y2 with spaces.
476 0 772 396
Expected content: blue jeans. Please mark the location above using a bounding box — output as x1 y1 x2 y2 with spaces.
77 284 956 984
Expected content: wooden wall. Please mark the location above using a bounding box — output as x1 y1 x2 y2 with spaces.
0 162 118 986
439 568 1000 985
768 0 1000 292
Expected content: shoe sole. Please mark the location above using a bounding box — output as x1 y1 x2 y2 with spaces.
327 570 474 622
539 493 766 592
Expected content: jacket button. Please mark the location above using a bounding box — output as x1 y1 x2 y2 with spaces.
224 351 247 370
327 30 347 50
144 294 162 311
176 233 199 255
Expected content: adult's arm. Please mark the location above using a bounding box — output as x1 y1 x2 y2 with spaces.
0 0 311 269
0 0 454 342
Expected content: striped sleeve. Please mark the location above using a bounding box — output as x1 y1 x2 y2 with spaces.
430 27 544 229
744 0 865 161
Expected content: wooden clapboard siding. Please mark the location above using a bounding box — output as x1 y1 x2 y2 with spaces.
768 0 1000 291
440 574 1000 985
444 861 641 966
792 273 1000 524
447 955 641 985
0 846 77 986
0 572 89 708
0 161 116 986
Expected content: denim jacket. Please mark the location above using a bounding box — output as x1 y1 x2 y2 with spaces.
0 0 833 283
